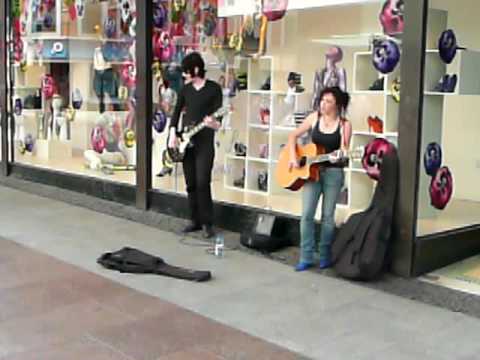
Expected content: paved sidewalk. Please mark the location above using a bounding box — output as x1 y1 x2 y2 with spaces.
0 239 300 359
1 185 480 360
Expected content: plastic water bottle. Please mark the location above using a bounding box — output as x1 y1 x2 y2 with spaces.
215 234 224 258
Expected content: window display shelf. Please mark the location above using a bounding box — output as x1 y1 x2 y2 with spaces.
248 157 269 163
353 131 398 137
23 34 133 43
247 90 277 95
353 90 384 95
424 91 456 96
14 59 128 65
424 49 480 95
245 189 269 196
224 185 246 193
13 85 39 90
226 154 247 161
273 125 297 131
247 89 302 96
311 32 384 47
249 123 269 130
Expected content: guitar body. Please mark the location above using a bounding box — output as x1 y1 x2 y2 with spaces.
276 143 326 191
166 130 191 163
166 106 230 163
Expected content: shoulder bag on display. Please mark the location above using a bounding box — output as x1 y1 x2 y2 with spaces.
379 0 404 36
262 0 288 22
372 38 400 74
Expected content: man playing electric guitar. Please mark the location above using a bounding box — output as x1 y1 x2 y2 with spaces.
168 52 223 239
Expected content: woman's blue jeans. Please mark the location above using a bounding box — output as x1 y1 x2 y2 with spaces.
300 167 344 264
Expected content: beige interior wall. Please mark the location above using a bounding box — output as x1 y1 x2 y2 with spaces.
266 3 383 94
260 3 387 141
430 0 480 201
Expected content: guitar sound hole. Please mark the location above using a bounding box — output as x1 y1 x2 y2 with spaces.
299 157 307 167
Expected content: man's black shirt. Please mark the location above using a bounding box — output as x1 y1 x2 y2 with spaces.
170 79 223 138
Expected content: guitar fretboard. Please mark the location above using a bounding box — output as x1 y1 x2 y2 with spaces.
184 107 229 138
309 149 362 165
186 122 207 138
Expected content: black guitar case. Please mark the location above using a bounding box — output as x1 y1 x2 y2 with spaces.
97 247 212 282
331 148 399 281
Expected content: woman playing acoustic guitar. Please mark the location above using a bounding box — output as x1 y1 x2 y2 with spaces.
287 86 352 271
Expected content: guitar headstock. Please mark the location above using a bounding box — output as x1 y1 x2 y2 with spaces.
212 106 232 119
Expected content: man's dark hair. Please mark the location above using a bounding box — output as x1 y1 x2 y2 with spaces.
181 52 206 78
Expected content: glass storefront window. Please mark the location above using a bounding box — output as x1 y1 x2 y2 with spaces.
11 0 137 184
151 1 403 224
418 0 480 235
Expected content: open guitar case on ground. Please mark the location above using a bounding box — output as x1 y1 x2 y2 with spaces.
331 146 399 281
97 247 212 282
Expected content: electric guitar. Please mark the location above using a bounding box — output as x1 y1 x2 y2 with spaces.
275 143 364 191
167 106 231 163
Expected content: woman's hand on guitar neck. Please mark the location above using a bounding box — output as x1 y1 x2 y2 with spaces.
328 149 343 163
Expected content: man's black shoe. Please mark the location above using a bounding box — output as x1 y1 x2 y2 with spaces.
182 223 202 233
202 225 215 239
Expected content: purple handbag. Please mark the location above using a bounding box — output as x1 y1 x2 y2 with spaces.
372 39 400 74
153 1 167 30
424 142 442 176
153 110 167 133
438 29 465 64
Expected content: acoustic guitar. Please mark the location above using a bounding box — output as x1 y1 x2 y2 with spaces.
275 143 364 191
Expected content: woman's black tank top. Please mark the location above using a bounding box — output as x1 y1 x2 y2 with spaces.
311 117 346 168
311 117 342 153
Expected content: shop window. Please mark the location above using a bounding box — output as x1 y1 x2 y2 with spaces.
151 0 407 226
418 0 480 235
11 0 137 184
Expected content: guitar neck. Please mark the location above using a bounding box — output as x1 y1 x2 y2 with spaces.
185 121 207 138
310 149 355 165
184 107 228 138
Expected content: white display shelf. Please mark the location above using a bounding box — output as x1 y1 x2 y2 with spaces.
248 56 274 92
424 49 480 95
273 125 297 131
245 189 269 196
22 34 133 43
353 90 384 95
224 185 246 193
226 154 247 161
424 91 456 96
14 59 128 65
353 131 398 137
249 123 270 130
248 157 269 163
